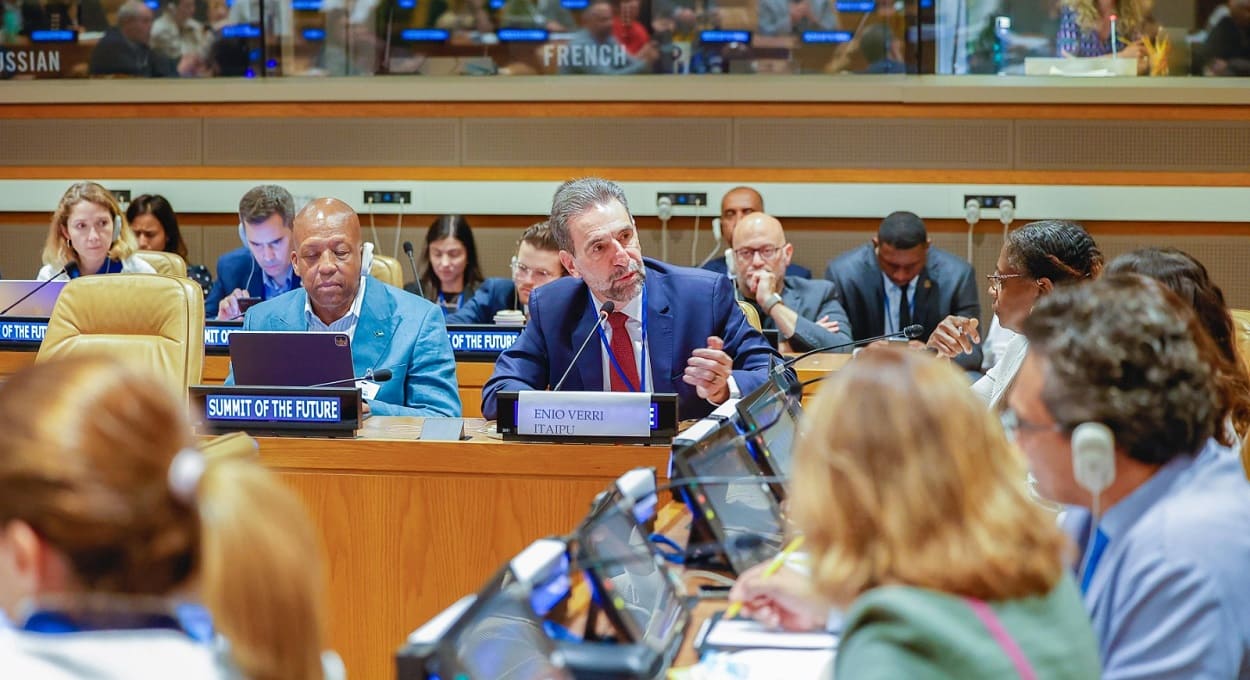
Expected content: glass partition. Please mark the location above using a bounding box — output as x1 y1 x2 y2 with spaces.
0 0 1245 78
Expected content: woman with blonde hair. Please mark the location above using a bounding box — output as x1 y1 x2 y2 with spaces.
37 181 156 281
729 348 1100 677
0 357 331 680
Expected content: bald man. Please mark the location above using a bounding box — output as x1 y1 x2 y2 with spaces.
702 186 812 279
732 212 851 353
89 0 201 76
230 198 460 417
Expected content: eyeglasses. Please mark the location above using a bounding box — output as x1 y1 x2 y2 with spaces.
733 244 785 263
1000 408 1063 442
986 272 1025 291
512 261 558 283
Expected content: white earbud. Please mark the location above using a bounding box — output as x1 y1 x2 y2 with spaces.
1072 422 1115 498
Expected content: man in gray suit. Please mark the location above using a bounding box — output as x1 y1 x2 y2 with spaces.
824 211 983 371
733 212 852 353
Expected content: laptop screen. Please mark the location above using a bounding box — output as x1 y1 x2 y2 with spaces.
0 280 67 317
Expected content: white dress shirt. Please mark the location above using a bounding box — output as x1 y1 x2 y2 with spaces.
881 272 917 336
304 276 367 342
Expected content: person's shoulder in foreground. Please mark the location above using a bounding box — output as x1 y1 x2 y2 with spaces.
837 577 1101 680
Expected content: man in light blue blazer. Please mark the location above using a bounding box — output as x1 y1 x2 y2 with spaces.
230 198 460 417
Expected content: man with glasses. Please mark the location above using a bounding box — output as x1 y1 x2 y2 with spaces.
1006 275 1250 680
732 212 851 353
824 211 982 371
447 222 568 324
482 177 778 421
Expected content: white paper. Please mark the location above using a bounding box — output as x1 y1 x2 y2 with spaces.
705 618 839 651
516 390 651 437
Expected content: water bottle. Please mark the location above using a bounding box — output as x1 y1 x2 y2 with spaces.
993 15 1011 75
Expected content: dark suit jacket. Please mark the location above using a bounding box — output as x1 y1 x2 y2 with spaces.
229 278 461 417
744 276 853 353
481 258 780 421
204 246 300 318
446 277 518 325
88 28 179 77
825 243 982 370
703 257 812 279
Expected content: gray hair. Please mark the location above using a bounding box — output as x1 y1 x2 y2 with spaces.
238 185 295 228
117 0 150 21
1022 274 1217 465
548 177 631 253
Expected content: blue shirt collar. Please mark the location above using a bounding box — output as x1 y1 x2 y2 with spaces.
1095 453 1196 542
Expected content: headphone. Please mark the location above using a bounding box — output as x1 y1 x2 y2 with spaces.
237 222 249 248
361 242 375 275
113 214 122 242
1071 422 1115 501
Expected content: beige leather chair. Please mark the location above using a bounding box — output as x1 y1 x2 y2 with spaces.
738 300 763 331
1230 309 1250 372
370 254 405 288
134 250 189 277
36 274 205 393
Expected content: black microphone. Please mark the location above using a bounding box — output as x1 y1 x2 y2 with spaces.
402 241 425 298
782 323 925 368
310 368 393 388
552 301 614 391
1 269 67 315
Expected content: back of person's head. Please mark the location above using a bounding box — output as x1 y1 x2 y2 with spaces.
43 181 137 269
127 193 188 260
1023 274 1218 465
791 348 1068 607
876 211 927 249
859 22 889 63
1106 247 1250 442
238 185 295 229
548 177 631 253
421 214 484 294
1004 220 1102 284
0 357 326 680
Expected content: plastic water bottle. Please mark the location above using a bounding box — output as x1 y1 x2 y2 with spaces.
993 15 1011 75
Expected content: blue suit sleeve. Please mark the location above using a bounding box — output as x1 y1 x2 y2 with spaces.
205 262 230 318
446 280 498 325
223 306 257 386
370 305 461 417
481 286 553 420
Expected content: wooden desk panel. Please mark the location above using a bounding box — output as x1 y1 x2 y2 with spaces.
260 417 670 680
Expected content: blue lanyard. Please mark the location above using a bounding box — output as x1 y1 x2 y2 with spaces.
595 287 648 393
67 258 123 279
437 290 464 310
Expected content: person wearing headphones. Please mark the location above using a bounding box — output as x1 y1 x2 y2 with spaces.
204 185 301 320
446 221 568 325
37 182 157 281
1007 275 1250 679
229 197 460 417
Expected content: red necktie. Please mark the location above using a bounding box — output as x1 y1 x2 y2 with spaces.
607 311 640 392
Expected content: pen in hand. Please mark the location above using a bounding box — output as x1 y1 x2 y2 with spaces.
724 535 805 619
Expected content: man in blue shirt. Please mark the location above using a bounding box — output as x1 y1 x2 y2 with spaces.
205 185 302 320
232 197 460 417
1006 274 1250 680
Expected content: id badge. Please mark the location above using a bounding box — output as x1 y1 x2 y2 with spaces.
356 380 381 401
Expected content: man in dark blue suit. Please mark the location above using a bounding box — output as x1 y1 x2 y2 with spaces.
824 211 983 371
482 178 779 421
447 222 568 324
702 186 811 279
204 185 302 320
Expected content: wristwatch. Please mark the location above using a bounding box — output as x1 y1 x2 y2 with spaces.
763 292 784 314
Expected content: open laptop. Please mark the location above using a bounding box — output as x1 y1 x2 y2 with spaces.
0 280 67 317
228 331 355 387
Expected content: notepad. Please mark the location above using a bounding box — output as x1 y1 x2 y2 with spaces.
696 611 838 653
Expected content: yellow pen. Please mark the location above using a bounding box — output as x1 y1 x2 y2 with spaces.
724 535 805 619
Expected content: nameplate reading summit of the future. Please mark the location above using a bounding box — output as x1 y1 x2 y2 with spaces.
516 391 651 438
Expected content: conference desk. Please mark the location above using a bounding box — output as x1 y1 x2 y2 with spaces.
0 349 845 413
258 417 670 680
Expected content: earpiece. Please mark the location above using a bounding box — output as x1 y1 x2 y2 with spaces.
113 214 122 242
1071 422 1115 498
362 241 375 275
237 222 248 248
711 217 722 244
510 255 519 272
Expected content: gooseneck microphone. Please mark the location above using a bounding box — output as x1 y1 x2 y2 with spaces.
311 368 393 388
402 241 425 298
553 301 615 392
782 323 925 368
1 269 67 315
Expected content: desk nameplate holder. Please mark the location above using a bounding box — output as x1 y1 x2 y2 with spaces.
496 391 678 445
189 385 361 438
0 316 49 351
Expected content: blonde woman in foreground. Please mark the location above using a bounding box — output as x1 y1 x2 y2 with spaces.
0 356 334 680
729 348 1100 678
